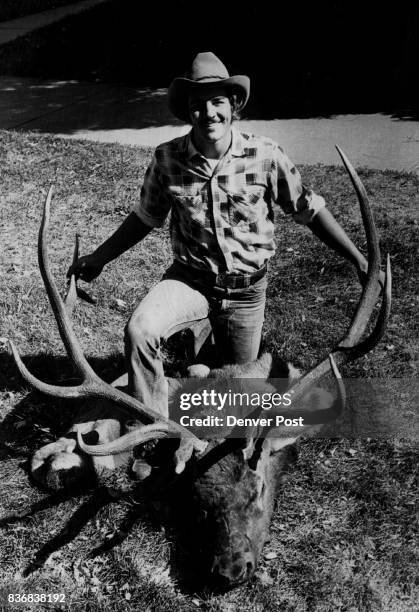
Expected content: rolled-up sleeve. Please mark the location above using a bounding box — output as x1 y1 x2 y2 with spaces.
270 146 326 225
131 153 172 228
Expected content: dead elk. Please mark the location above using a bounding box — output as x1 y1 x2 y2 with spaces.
9 147 391 588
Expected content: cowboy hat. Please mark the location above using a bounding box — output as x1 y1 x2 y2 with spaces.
168 52 250 123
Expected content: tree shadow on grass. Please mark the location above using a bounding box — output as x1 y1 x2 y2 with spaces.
0 76 184 134
0 476 157 579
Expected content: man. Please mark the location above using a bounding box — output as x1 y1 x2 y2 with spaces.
69 52 371 418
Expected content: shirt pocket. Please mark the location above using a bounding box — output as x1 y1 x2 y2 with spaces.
226 187 265 229
172 194 207 229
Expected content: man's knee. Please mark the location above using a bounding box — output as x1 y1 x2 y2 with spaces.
124 312 162 353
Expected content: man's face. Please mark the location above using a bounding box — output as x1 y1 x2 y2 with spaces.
188 87 233 144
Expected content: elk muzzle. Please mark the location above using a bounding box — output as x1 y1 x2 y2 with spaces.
210 533 256 587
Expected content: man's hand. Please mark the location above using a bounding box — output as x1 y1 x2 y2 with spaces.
356 259 385 290
65 213 152 283
67 253 104 282
309 209 385 291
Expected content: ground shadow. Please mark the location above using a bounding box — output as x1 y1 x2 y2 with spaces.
0 474 160 579
0 76 183 133
0 0 416 134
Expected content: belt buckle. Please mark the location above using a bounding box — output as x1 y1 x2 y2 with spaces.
218 271 244 288
216 271 253 289
215 271 228 287
217 271 228 284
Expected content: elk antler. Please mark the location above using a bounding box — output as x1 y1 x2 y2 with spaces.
252 146 392 448
8 187 207 462
285 146 391 404
235 147 391 464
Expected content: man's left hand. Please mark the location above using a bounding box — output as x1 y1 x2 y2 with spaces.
356 260 385 290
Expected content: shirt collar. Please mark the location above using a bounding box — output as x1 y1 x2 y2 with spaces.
184 131 201 160
183 126 246 161
230 127 246 157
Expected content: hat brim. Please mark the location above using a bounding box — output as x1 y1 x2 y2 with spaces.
168 75 250 123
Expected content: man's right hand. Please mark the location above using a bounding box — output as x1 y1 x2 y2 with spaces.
67 254 104 282
65 213 153 283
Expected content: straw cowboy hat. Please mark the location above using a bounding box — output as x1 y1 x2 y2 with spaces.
168 52 250 123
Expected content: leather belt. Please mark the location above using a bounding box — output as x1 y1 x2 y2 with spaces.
214 263 268 289
171 261 268 289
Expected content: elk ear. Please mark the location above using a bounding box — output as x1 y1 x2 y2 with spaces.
266 387 336 455
246 436 299 468
267 437 300 455
241 437 255 461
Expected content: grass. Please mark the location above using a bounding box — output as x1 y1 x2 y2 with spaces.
0 130 418 611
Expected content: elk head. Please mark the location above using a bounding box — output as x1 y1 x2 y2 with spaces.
9 147 391 589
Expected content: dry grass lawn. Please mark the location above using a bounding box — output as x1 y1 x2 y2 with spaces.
0 130 417 611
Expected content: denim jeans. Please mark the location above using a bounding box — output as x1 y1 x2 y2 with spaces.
124 263 267 417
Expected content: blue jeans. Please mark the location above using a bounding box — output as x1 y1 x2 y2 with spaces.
124 263 267 417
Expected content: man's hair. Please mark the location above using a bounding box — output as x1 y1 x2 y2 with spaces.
229 93 242 121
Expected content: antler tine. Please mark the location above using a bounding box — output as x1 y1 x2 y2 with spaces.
76 422 171 456
64 232 79 317
64 233 97 313
38 187 97 380
335 145 381 347
328 353 346 414
349 252 391 358
280 147 390 404
254 354 346 449
8 338 90 399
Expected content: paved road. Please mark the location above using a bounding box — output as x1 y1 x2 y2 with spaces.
1 76 418 174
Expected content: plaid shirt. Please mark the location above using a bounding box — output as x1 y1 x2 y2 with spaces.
132 128 325 274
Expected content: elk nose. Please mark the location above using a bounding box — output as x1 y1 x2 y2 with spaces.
211 551 255 587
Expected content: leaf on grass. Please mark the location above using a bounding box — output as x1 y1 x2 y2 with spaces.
264 551 277 560
113 298 127 309
257 570 274 586
73 564 84 585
